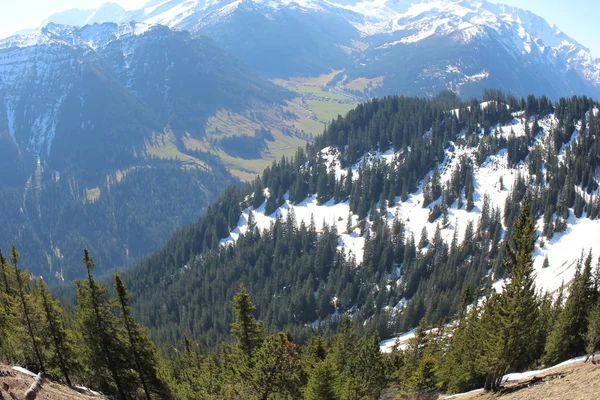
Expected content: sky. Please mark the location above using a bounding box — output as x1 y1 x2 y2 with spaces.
0 0 598 56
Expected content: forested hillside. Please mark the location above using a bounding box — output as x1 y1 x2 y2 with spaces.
118 92 600 348
0 23 291 281
2 91 600 399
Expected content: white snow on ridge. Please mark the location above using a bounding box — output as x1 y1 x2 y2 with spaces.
220 114 600 298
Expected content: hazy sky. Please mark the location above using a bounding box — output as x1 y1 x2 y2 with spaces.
0 0 598 56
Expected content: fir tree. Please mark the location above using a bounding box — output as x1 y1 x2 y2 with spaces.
544 252 596 365
303 358 338 400
249 332 301 400
76 249 132 399
114 274 172 399
37 279 74 386
585 297 600 362
481 201 539 391
231 283 264 359
11 245 46 374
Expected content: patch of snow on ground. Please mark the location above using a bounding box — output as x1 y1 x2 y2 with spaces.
12 366 36 377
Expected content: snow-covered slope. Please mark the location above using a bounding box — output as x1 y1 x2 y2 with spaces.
7 0 599 97
220 111 600 301
42 2 127 28
0 22 154 156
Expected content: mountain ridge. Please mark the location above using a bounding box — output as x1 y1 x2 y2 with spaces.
118 93 600 347
25 0 600 99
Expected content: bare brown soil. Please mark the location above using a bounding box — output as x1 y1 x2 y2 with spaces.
451 360 600 400
0 365 103 400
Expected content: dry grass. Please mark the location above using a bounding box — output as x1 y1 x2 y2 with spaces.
0 366 103 400
444 360 600 400
144 129 206 167
86 187 101 203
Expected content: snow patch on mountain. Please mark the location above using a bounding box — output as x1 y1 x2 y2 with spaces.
220 113 600 298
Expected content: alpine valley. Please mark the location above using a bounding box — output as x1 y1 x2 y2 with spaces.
0 1 600 399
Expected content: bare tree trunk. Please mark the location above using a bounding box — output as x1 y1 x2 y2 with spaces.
24 372 45 400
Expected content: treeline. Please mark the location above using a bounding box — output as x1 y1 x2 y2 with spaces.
120 93 600 348
0 246 169 398
3 204 600 399
386 203 600 394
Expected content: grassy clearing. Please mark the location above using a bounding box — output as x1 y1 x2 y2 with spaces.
306 100 356 123
273 69 342 87
217 130 306 181
283 100 326 136
145 130 205 167
205 109 260 139
344 76 384 92
86 187 101 203
295 86 348 101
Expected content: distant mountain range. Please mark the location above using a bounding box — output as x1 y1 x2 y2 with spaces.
1 0 600 281
0 22 289 280
30 0 600 99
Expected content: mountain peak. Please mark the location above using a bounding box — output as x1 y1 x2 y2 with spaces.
42 2 126 28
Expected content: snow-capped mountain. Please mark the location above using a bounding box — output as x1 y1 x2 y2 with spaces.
41 2 127 28
8 0 599 97
112 0 600 98
0 22 286 168
0 21 292 281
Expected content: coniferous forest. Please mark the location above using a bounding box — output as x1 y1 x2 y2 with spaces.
2 92 600 398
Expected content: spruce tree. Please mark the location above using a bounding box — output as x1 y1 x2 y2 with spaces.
0 249 17 361
37 279 74 386
230 283 264 359
114 274 172 399
10 245 46 374
585 297 600 362
304 358 338 400
76 249 131 399
337 333 386 400
249 332 301 400
543 252 595 365
481 201 539 391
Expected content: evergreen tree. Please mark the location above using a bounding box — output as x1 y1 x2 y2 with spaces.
76 249 132 399
585 296 600 362
544 252 596 365
10 245 46 374
248 332 301 400
114 274 172 399
37 279 74 386
0 249 18 362
481 202 539 391
231 283 264 359
304 358 338 400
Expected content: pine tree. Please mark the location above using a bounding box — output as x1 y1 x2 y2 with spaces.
339 334 387 400
249 332 301 400
37 279 74 386
585 297 600 362
331 316 357 373
0 249 17 361
76 249 132 399
304 358 338 400
544 252 595 365
230 283 264 359
114 274 172 399
10 245 46 374
481 202 539 391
